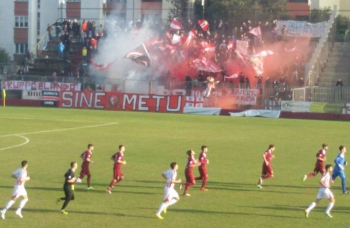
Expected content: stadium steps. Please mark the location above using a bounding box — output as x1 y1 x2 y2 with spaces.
29 36 84 76
317 42 350 87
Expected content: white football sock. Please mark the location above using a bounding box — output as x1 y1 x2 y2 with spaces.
326 202 334 213
306 202 316 212
3 200 15 212
156 203 166 215
167 198 178 207
19 199 28 209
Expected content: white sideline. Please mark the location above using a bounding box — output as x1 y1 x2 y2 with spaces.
0 116 96 122
0 122 118 150
0 135 30 151
0 122 118 138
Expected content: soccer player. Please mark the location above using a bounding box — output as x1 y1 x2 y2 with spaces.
56 162 78 215
106 145 126 194
0 160 30 219
76 144 94 190
155 162 182 220
257 144 275 188
182 150 201 196
195 145 209 191
303 143 328 181
331 145 348 194
305 164 335 218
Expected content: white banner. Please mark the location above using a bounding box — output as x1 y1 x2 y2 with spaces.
2 81 81 91
281 101 312 112
229 110 281 118
233 89 258 105
22 90 42 100
276 20 328 37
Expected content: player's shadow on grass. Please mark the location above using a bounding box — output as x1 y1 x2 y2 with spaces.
24 208 153 218
73 188 157 195
169 208 301 219
209 181 318 190
0 186 62 192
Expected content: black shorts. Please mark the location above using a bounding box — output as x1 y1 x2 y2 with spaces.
63 184 75 200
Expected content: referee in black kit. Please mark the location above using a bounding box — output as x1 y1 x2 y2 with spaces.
56 162 78 214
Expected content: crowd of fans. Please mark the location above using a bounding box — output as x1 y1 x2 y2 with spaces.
9 16 312 99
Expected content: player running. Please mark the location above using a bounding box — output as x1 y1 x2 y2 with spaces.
181 150 201 196
76 144 94 190
106 145 126 194
257 144 275 188
57 162 78 215
0 161 30 219
195 145 209 191
332 145 348 194
303 143 328 181
155 162 182 220
305 164 335 218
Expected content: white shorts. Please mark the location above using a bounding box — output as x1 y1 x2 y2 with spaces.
316 188 334 200
163 187 179 201
12 185 27 198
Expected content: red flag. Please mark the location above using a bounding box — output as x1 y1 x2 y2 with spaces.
125 43 152 67
203 43 215 53
198 20 209 31
181 29 197 46
190 57 221 73
170 19 183 30
90 58 117 72
249 26 262 38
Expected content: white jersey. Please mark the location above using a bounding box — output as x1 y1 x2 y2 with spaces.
319 172 331 189
163 169 177 188
12 168 28 186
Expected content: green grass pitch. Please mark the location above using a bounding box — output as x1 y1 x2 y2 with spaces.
0 107 350 228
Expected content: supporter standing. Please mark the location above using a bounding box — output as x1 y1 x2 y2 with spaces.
58 42 65 60
56 162 78 215
257 144 275 188
155 162 182 220
195 146 209 191
106 145 126 194
304 164 335 218
303 143 328 181
182 150 201 196
0 161 30 219
76 144 94 190
332 145 348 194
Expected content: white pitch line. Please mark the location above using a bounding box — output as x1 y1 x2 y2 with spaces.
0 116 96 123
0 134 30 151
0 122 118 138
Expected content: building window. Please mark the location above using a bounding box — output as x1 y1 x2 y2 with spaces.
15 43 28 54
15 0 28 2
37 13 41 36
38 0 40 9
108 0 126 3
66 0 81 2
15 16 28 28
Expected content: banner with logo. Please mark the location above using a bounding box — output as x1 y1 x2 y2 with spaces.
60 91 185 113
233 89 259 105
2 81 81 91
276 20 328 37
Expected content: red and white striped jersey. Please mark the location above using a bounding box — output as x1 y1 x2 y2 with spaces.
12 168 27 186
163 169 177 188
319 172 332 189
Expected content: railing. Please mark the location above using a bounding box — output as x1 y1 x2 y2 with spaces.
31 33 50 59
304 5 337 87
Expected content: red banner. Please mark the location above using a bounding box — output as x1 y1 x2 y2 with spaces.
60 91 185 113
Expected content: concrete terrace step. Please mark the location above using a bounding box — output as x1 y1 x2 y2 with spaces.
326 62 350 68
333 42 350 48
328 52 350 58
